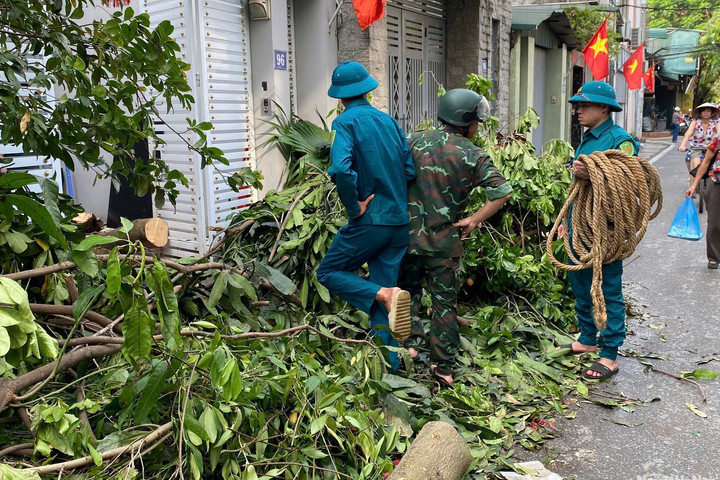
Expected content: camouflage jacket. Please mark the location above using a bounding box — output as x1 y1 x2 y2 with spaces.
407 127 512 257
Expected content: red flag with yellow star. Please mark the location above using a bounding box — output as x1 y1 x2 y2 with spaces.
583 17 609 80
623 44 644 90
352 0 385 30
643 62 656 93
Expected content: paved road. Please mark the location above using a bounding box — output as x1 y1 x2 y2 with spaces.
541 140 720 480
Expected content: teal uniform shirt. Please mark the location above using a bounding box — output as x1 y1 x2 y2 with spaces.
329 98 416 225
574 118 639 159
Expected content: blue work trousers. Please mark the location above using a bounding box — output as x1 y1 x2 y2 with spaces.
568 259 625 360
672 123 680 142
316 223 409 370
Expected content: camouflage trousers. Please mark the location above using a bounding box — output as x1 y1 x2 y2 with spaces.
397 254 460 376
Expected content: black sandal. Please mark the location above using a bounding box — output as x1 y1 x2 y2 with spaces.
708 261 718 270
430 365 453 389
583 361 619 380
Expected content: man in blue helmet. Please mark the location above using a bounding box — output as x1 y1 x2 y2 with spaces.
316 61 416 369
558 81 640 380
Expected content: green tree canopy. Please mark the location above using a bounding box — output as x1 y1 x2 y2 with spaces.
647 0 714 30
0 0 254 207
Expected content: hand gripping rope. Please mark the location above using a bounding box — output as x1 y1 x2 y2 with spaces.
547 149 663 330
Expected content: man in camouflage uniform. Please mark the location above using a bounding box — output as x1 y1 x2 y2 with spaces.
399 89 512 386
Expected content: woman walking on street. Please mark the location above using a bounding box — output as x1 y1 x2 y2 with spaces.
671 106 683 142
686 137 720 269
678 102 720 183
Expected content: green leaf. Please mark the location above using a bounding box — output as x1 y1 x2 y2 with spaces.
121 295 154 366
146 260 182 351
228 273 258 301
301 447 328 459
89 446 102 467
134 360 169 423
6 194 66 248
253 262 297 295
74 234 119 251
106 249 121 297
682 368 718 380
208 270 229 309
71 249 99 278
686 403 708 418
118 217 133 235
0 328 10 357
0 172 37 189
73 285 105 322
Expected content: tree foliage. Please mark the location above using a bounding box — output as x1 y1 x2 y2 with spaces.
647 0 714 30
0 0 254 207
564 8 622 58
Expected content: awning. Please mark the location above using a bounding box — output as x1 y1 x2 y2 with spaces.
512 4 619 49
648 28 702 77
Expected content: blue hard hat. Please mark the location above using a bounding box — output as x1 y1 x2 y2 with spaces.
328 61 379 99
568 81 622 112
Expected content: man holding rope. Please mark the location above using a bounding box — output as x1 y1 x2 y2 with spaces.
558 81 640 380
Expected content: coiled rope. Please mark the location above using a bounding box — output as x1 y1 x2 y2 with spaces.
547 149 663 330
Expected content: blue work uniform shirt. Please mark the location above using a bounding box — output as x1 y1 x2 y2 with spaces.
329 98 416 225
574 117 639 159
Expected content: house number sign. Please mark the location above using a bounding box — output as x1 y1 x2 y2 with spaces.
274 50 287 70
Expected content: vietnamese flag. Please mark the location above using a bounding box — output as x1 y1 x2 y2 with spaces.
643 62 656 93
583 17 610 80
353 0 385 30
623 44 644 90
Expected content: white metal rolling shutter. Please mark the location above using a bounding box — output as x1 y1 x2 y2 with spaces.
144 0 253 257
197 1 253 236
0 49 63 194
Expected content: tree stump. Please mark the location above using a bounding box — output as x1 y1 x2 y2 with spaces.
388 421 473 480
98 218 168 249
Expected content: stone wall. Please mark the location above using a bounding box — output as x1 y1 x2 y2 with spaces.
336 2 388 111
447 0 512 128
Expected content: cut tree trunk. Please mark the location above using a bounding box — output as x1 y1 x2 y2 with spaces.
98 217 168 249
387 421 473 480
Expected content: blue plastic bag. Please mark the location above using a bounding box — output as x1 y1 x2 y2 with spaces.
668 197 703 241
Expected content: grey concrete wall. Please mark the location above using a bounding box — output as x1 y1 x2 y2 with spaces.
294 0 338 121
447 0 512 128
336 2 388 111
249 0 292 195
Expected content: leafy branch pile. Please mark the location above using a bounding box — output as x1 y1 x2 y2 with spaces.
0 96 598 480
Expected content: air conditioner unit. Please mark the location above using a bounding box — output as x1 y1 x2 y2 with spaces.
249 0 270 20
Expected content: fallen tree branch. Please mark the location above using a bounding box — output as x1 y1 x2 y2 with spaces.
60 325 376 350
0 443 34 457
2 254 302 308
0 345 122 412
268 187 310 264
651 367 708 403
28 304 121 334
1 261 77 280
28 422 173 474
201 218 256 261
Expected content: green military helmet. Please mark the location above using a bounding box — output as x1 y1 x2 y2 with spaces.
437 89 490 127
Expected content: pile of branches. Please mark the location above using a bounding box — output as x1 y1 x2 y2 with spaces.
0 108 594 480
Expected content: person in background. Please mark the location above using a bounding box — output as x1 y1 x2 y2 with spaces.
316 61 416 370
679 102 720 184
686 136 720 269
557 81 640 380
399 89 511 387
671 106 683 143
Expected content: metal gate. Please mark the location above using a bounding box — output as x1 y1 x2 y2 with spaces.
387 0 447 133
143 0 254 257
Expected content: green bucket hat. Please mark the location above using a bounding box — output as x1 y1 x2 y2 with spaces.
568 81 622 112
327 61 378 99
